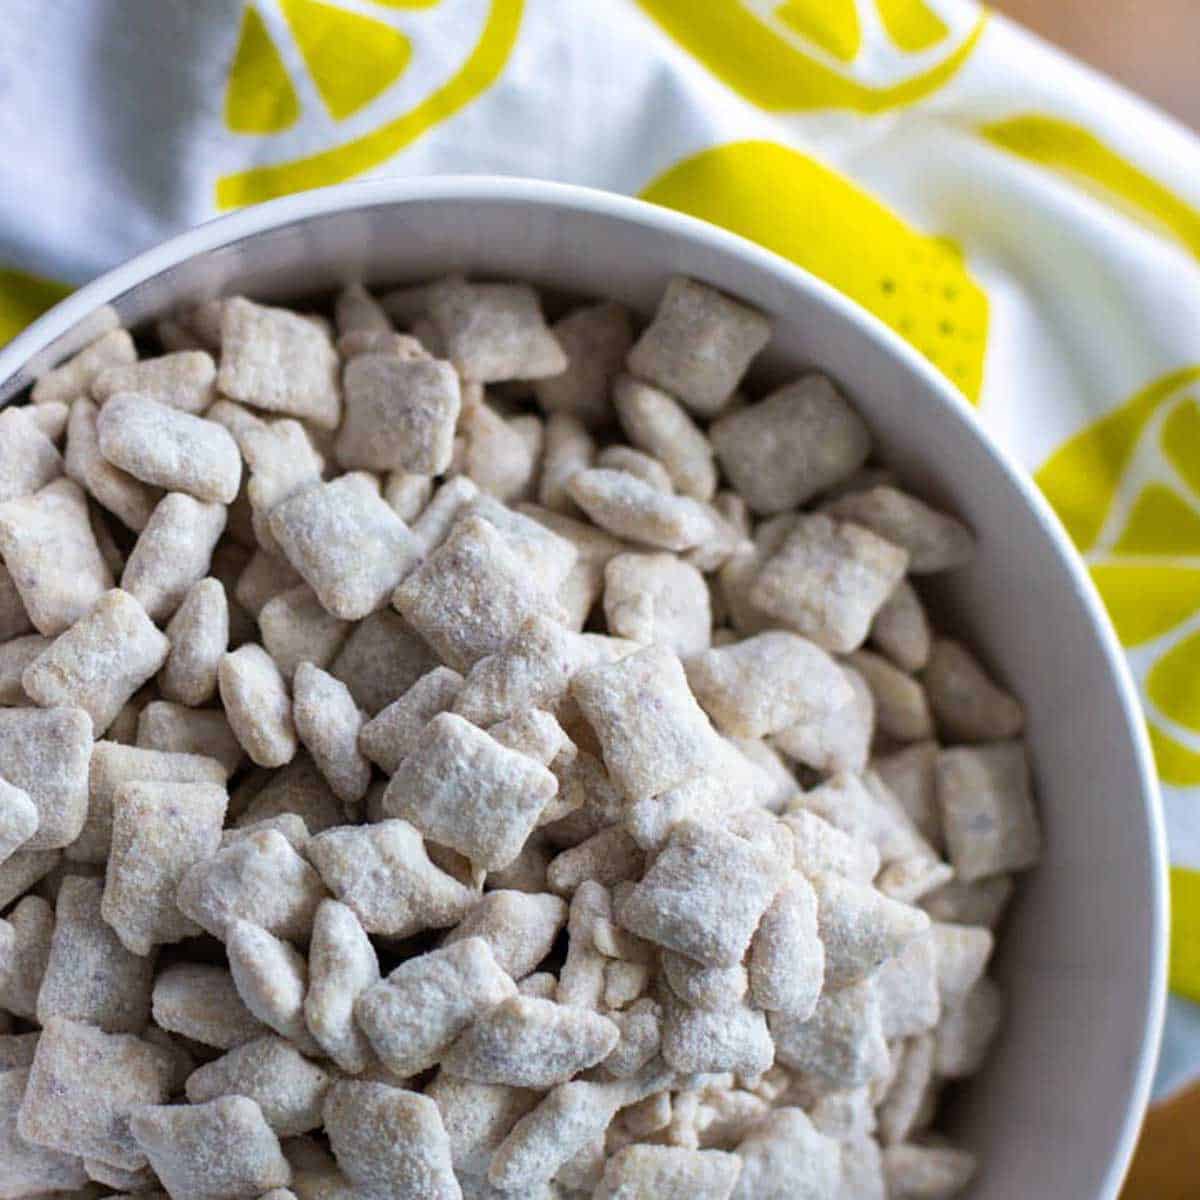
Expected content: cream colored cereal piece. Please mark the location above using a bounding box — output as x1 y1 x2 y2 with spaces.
710 375 870 515
176 829 325 942
185 1034 331 1136
878 1036 936 1147
0 565 34 643
425 1073 540 1180
876 857 954 906
662 953 748 1012
604 1001 664 1083
356 938 515 1076
443 890 567 980
0 849 58 912
157 578 227 705
596 446 674 493
934 976 1003 1078
618 819 786 967
532 301 631 426
335 283 392 336
427 277 566 383
870 580 931 673
339 329 428 363
620 1090 673 1140
847 650 934 743
71 740 226 864
0 636 49 706
937 741 1040 882
442 994 619 1088
37 875 154 1031
873 932 941 1040
556 880 611 1010
750 514 908 654
84 1156 160 1191
930 922 993 1010
748 875 823 1018
453 394 538 503
604 959 649 1009
465 494 579 592
26 399 70 442
136 701 243 777
237 419 324 556
359 666 463 773
92 350 217 414
0 408 63 503
384 471 434 523
306 820 475 937
715 511 796 637
799 770 932 868
122 492 226 623
601 552 710 659
270 476 422 621
19 1018 173 1170
223 813 310 853
571 644 720 802
0 777 38 865
234 754 344 835
731 1108 839 1200
395 515 561 672
151 963 266 1050
775 663 874 775
811 871 929 987
218 297 340 428
695 1089 772 1150
33 329 137 406
218 645 297 768
323 1080 459 1200
873 741 941 850
547 827 645 898
839 1135 887 1199
335 353 461 474
627 277 769 418
130 1095 292 1200
824 486 974 575
488 708 569 767
234 550 301 617
259 586 351 683
567 468 717 552
23 590 168 734
921 874 1013 929
303 899 379 1073
411 475 481 552
806 1086 876 1141
538 413 595 513
922 639 1024 744
881 1143 975 1199
291 664 369 805
0 707 92 851
0 478 114 635
518 972 557 1000
226 920 320 1054
662 993 774 1077
383 713 558 870
101 780 227 956
596 1144 741 1200
0 895 54 1017
97 394 241 504
106 684 151 746
545 748 628 843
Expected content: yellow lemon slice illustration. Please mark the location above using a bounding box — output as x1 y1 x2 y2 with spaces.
635 0 985 113
0 268 71 348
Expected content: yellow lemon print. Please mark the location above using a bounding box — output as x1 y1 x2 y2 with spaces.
640 141 989 402
0 267 72 348
1170 866 1200 1004
635 0 985 114
216 0 522 209
1036 367 1200 788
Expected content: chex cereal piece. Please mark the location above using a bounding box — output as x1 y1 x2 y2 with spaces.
92 350 217 413
0 776 38 864
556 880 611 1010
32 328 137 405
218 297 340 428
26 399 69 441
218 644 297 768
518 971 557 999
537 412 595 514
138 702 241 778
306 820 475 937
748 875 823 1018
922 874 1013 930
383 713 558 871
270 475 422 622
602 552 711 658
662 995 774 1077
547 826 645 897
158 578 228 705
102 780 227 955
176 828 326 942
870 579 931 673
336 353 461 474
359 666 463 773
334 282 392 335
0 849 59 913
596 445 674 492
614 374 718 501
531 300 631 426
121 492 226 623
627 277 769 418
571 644 721 802
425 1073 540 1179
923 639 1024 743
716 511 797 637
443 890 567 980
151 963 266 1050
0 1066 90 1196
824 486 974 574
427 276 567 383
259 585 351 682
235 549 303 617
23 589 168 733
877 1034 936 1147
750 514 908 654
935 976 1003 1078
595 1144 741 1200
19 1017 173 1170
0 407 63 503
384 471 434 522
806 1087 875 1141
847 650 934 742
0 566 34 643
442 994 619 1088
567 468 718 552
238 420 324 556
130 1095 292 1200
304 899 380 1073
323 1081 459 1200
937 741 1040 881
0 895 54 1018
292 664 369 806
931 922 994 1010
873 741 941 850
226 921 320 1054
882 1144 975 1199
467 493 579 589
874 932 941 1040
97 393 241 504
223 813 310 853
617 819 787 967
0 707 92 851
461 394 544 504
411 475 480 552
0 478 113 635
233 753 344 835
775 663 874 774
185 1034 332 1136
876 856 953 905
37 875 154 1032
488 708 569 766
801 770 932 868
602 997 663 1081
731 1108 840 1200
356 938 515 1076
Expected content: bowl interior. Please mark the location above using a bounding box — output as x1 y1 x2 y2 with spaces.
0 180 1165 1198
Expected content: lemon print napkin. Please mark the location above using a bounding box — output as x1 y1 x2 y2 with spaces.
2 0 1200 1156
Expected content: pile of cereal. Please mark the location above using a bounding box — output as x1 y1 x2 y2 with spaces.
0 275 1041 1200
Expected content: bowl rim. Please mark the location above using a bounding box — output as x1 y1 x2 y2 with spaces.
0 175 1169 1192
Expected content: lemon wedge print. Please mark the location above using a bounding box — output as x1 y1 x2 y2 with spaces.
635 0 985 113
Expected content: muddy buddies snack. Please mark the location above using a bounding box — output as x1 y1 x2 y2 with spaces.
0 273 1039 1200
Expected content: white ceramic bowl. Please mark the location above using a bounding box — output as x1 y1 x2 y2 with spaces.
0 178 1167 1197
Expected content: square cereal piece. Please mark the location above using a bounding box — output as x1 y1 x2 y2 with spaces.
393 514 563 672
359 666 464 774
567 468 718 552
0 564 34 643
329 608 440 714
427 277 567 383
0 707 92 851
0 478 113 635
259 585 351 683
270 476 423 621
937 741 1040 882
597 1145 742 1200
602 552 711 659
32 328 137 406
305 898 380 1073
0 776 39 863
626 276 769 418
160 577 230 706
151 963 266 1050
532 300 632 428
218 296 341 428
0 407 63 503
0 1067 89 1197
336 353 461 474
219 645 298 769
92 349 217 413
749 513 908 654
65 398 162 532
